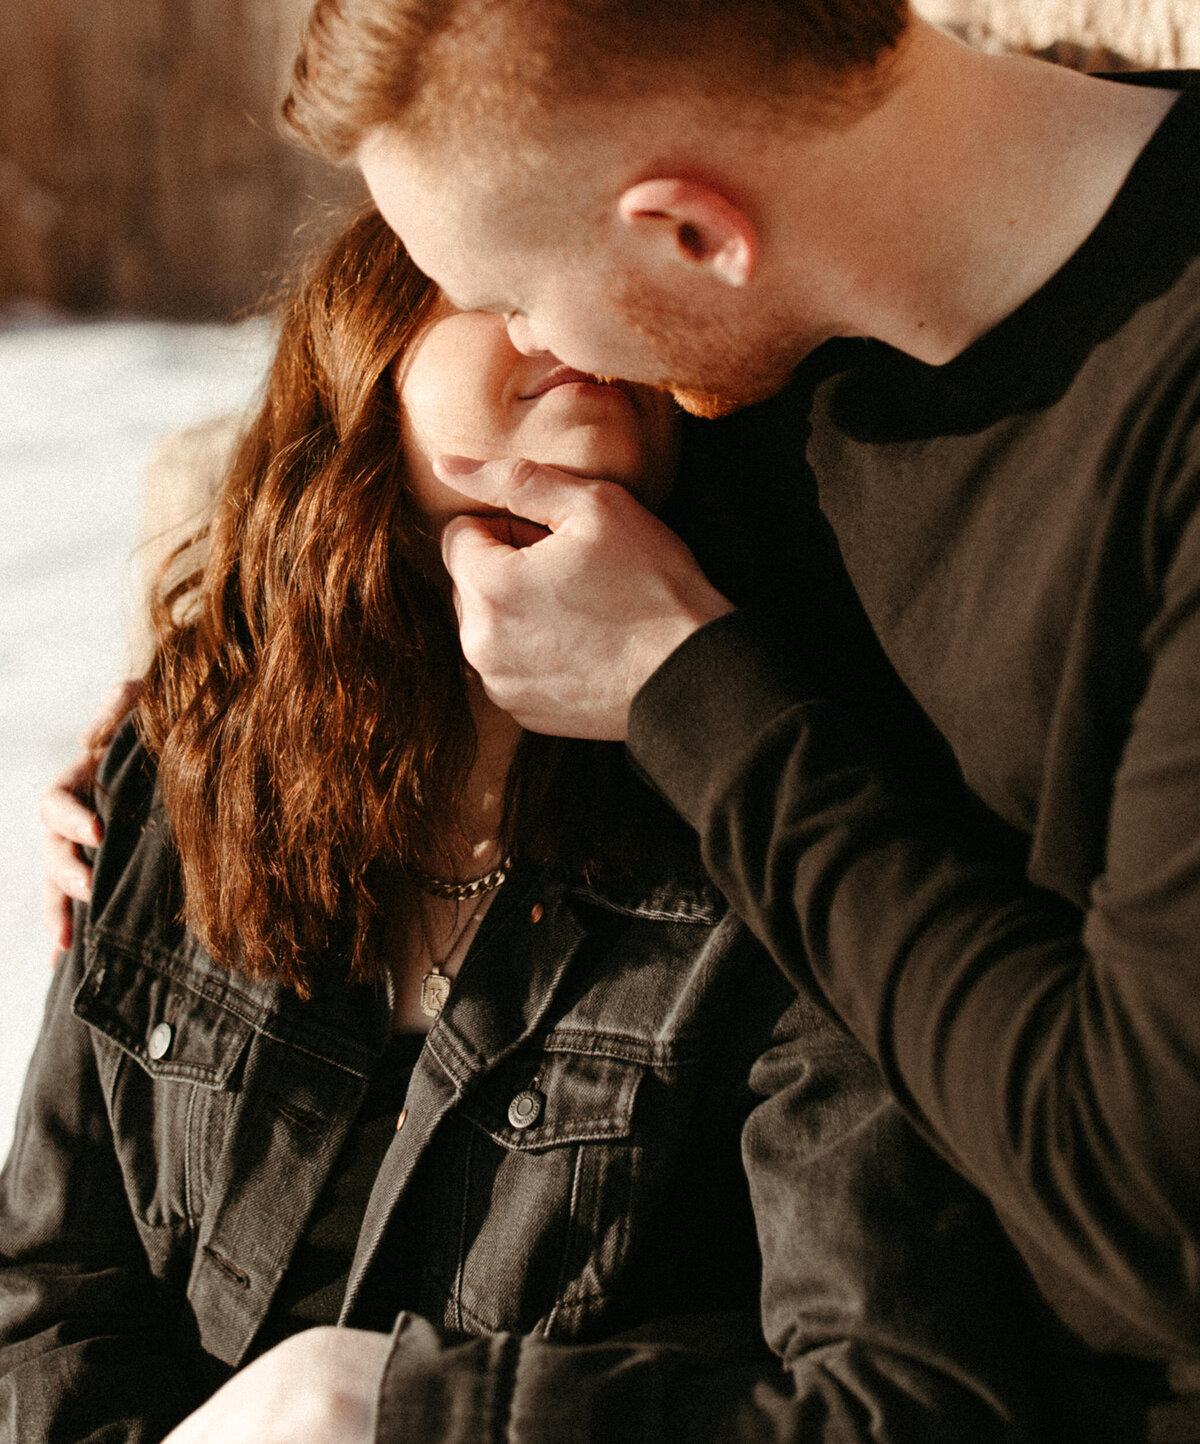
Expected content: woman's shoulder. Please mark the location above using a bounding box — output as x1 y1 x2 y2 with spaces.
87 713 178 946
94 711 159 830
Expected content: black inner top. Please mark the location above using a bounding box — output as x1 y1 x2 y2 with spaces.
253 1030 426 1354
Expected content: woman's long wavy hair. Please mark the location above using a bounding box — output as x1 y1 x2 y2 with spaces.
139 208 692 995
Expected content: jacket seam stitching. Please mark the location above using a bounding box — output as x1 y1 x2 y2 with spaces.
84 927 380 1078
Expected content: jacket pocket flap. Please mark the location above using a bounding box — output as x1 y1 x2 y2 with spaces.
461 1048 642 1153
74 946 252 1087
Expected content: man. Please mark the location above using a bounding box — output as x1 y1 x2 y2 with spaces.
280 0 1200 1432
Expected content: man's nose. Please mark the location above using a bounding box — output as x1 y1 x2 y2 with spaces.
506 312 547 356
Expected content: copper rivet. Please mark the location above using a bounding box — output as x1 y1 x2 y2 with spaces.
530 903 544 924
395 1108 408 1132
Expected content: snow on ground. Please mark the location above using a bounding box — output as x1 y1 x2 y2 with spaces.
0 315 274 1153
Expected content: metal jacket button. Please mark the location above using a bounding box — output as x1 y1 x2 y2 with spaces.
148 1022 173 1060
508 1089 544 1129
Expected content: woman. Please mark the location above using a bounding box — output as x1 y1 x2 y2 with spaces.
3 210 1072 1444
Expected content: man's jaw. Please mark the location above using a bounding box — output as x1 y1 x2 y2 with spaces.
666 387 747 420
665 371 795 418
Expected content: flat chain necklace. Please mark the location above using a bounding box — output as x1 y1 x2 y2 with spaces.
409 855 513 901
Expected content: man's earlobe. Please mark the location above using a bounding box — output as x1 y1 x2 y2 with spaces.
618 178 757 288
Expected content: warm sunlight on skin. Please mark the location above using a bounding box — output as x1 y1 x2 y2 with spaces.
359 126 652 385
359 132 800 417
395 302 679 542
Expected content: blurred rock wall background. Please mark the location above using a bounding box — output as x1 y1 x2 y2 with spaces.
1 0 1196 323
920 0 1200 68
0 0 362 321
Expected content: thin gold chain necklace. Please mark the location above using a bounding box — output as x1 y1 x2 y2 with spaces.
418 889 491 1019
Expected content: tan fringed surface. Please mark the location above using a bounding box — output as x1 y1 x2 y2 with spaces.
128 413 238 672
917 0 1200 70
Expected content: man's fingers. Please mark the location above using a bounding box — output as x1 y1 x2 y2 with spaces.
79 677 142 750
440 512 554 586
43 878 73 956
441 512 530 576
433 455 590 532
39 774 104 847
43 830 93 902
35 677 138 959
477 513 553 549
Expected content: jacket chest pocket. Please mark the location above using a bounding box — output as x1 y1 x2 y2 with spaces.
423 1046 649 1340
74 945 253 1232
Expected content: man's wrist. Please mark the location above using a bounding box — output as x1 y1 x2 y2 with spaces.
628 608 815 827
628 595 736 737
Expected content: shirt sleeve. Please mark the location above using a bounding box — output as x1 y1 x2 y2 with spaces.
625 462 1200 1363
371 988 1078 1444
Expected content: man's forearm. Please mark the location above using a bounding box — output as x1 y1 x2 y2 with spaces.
628 608 1200 1361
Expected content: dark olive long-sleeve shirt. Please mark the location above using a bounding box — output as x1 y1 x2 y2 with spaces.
631 70 1200 1431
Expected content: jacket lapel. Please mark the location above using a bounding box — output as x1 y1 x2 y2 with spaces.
185 949 390 1366
340 871 586 1324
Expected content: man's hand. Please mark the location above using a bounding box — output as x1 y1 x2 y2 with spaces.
162 1327 390 1444
39 678 142 958
437 457 734 739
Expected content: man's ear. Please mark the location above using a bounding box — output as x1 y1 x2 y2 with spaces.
617 178 757 287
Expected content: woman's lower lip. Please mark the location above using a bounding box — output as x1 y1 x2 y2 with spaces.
538 379 634 405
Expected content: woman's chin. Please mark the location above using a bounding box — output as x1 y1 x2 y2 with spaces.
528 439 674 511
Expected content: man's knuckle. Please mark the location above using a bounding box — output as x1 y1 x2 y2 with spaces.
586 479 626 523
457 617 490 668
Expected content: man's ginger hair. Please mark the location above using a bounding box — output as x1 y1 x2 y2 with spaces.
283 0 912 165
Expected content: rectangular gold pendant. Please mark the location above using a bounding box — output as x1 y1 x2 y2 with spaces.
420 971 451 1018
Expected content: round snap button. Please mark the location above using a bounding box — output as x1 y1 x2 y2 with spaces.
147 1022 173 1060
508 1089 544 1130
530 903 544 924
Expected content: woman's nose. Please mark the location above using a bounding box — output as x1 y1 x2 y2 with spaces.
506 312 548 356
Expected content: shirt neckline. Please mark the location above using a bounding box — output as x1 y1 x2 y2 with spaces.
932 71 1199 386
813 72 1200 436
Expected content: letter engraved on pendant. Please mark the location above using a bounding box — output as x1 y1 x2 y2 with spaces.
420 971 451 1018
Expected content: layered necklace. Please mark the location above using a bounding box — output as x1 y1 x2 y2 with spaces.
413 856 512 1018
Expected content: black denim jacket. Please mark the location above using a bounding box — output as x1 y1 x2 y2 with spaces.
0 723 1094 1442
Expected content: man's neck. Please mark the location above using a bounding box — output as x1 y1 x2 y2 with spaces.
772 20 1179 364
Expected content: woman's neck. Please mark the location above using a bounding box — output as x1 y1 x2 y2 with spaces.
454 676 524 877
385 682 522 1034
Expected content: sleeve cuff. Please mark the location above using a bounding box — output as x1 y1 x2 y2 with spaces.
627 609 818 830
375 1313 517 1444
